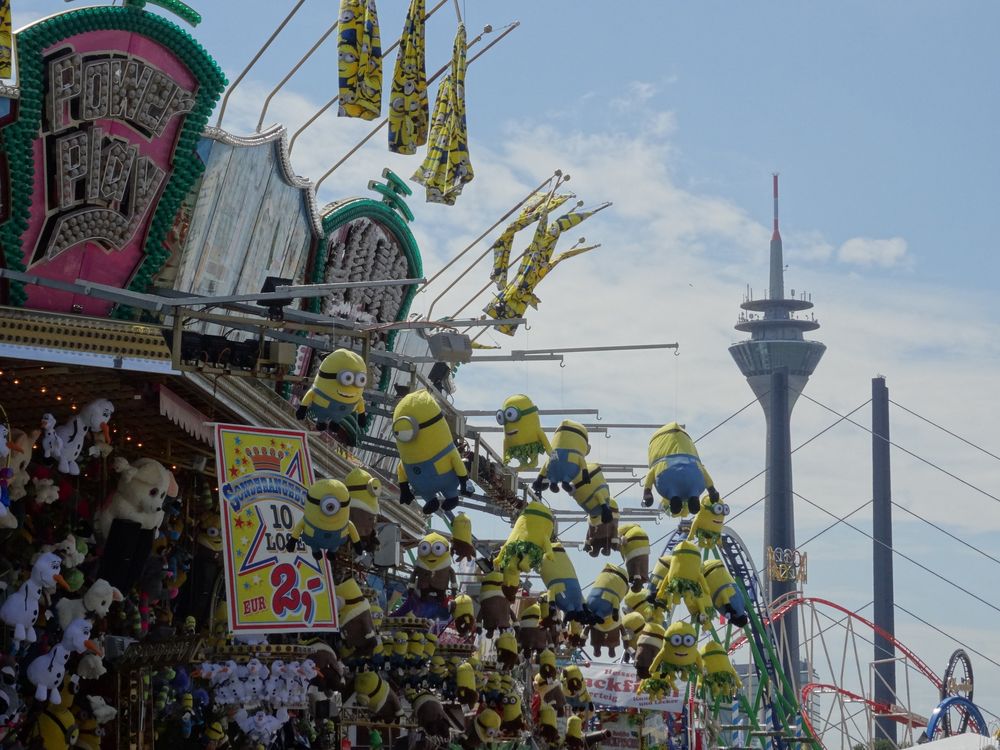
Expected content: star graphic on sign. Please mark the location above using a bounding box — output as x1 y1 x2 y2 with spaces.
243 581 250 590
280 442 286 450
234 437 241 445
229 465 239 478
251 574 262 586
240 536 250 547
270 439 276 446
236 548 244 558
235 517 245 529
245 508 254 518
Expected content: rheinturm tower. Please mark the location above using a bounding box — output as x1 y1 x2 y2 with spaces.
729 175 825 686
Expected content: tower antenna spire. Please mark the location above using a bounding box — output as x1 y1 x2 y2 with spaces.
773 172 780 239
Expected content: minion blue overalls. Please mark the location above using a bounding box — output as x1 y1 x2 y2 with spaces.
585 567 628 621
404 444 461 503
302 517 351 554
651 453 705 500
550 577 585 617
307 393 356 426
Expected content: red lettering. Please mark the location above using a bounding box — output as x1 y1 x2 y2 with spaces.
242 596 266 615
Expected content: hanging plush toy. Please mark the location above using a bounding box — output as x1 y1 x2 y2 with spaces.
295 348 369 432
569 462 613 523
537 649 558 684
1 552 69 646
412 532 456 603
392 389 472 514
96 456 178 593
477 569 512 637
584 563 628 624
33 675 80 749
497 394 551 469
451 511 476 561
455 661 478 709
289 478 362 560
688 496 731 548
7 426 40 503
28 618 103 704
621 611 646 658
461 708 501 750
517 602 549 658
698 641 743 701
495 631 520 671
702 559 750 627
449 593 476 635
583 496 619 557
335 577 380 656
533 671 565 712
537 703 559 743
562 665 593 717
494 501 555 574
587 614 621 658
410 690 452 739
647 552 672 604
540 541 586 621
55 578 123 629
642 422 718 515
345 468 381 553
634 621 666 679
55 399 114 476
532 420 590 494
500 692 526 733
353 671 402 723
656 540 713 624
40 413 64 461
619 524 650 592
640 621 703 699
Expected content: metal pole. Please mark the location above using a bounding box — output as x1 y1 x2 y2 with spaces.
215 0 307 128
256 15 342 132
766 366 800 693
872 376 897 744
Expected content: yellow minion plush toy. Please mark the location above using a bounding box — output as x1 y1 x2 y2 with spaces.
477 569 512 637
455 661 478 708
634 621 666 679
353 671 402 723
688 496 730 548
643 422 718 516
656 540 712 624
698 641 743 701
641 621 703 699
335 577 380 656
540 541 586 621
468 707 501 746
296 348 369 432
494 501 555 574
584 563 628 622
497 394 551 469
619 524 651 592
345 468 382 553
412 532 457 602
289 478 361 559
584 495 619 557
392 389 471 514
500 692 525 733
537 703 559 743
621 610 647 654
702 559 749 627
570 463 614 524
496 631 521 670
451 511 477 561
450 593 477 636
532 420 590 494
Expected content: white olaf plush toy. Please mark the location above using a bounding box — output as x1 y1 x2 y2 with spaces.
0 552 68 647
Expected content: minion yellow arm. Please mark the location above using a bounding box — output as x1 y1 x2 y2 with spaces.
300 388 317 407
353 400 366 416
644 468 655 490
538 429 552 455
290 518 305 540
449 449 469 479
397 462 409 483
347 521 360 545
699 463 715 490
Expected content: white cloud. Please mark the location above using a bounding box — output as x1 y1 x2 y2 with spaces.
837 236 909 268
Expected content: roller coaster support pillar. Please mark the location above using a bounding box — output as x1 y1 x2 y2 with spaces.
872 376 897 744
766 366 801 693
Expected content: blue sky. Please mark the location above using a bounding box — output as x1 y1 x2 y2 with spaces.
14 0 1000 741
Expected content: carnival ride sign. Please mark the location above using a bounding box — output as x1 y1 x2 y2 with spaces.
214 423 339 634
0 7 225 313
579 662 687 713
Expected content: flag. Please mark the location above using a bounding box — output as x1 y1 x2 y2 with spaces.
338 0 382 120
490 192 572 289
388 0 427 154
411 23 472 205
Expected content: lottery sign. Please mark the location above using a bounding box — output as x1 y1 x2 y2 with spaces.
214 423 339 633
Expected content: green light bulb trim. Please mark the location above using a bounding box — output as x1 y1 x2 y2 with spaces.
0 5 226 309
